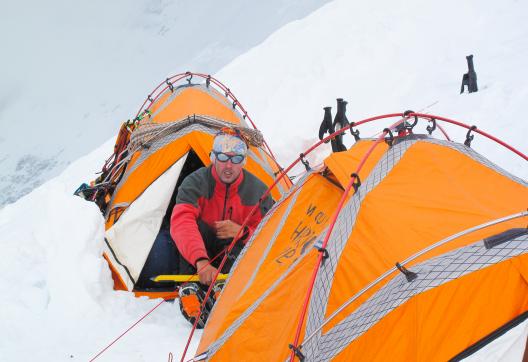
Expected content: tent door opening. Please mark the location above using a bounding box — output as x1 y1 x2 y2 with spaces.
134 149 205 292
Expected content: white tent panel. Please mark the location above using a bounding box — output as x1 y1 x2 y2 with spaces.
462 318 528 362
106 153 188 287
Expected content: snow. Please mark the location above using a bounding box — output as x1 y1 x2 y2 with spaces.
0 139 202 361
1 0 527 361
217 0 528 179
0 0 330 207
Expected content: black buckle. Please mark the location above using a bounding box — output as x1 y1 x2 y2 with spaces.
300 153 311 171
384 128 394 146
464 125 477 147
288 344 305 361
395 262 418 282
166 78 174 92
351 173 361 192
426 118 437 135
350 122 360 141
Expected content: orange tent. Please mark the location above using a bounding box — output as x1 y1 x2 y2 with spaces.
196 130 528 361
78 73 291 300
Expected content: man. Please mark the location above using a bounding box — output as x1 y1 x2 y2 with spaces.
170 128 273 327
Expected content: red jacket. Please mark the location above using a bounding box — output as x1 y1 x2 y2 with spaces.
170 166 273 266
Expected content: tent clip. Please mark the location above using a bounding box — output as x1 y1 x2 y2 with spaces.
225 88 231 97
288 344 305 362
351 173 361 192
273 166 284 177
464 125 477 147
185 71 193 84
165 78 174 92
427 118 437 135
232 100 238 109
403 110 418 132
350 122 361 141
147 94 154 103
206 75 211 88
300 153 311 171
315 246 329 260
384 128 394 146
395 262 418 282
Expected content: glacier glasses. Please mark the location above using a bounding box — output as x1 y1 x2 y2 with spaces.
213 151 245 164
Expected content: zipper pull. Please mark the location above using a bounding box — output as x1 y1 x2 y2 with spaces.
228 206 233 219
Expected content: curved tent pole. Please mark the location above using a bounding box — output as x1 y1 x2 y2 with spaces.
288 117 409 362
410 113 527 161
179 113 402 362
180 112 526 361
133 72 280 164
298 210 528 350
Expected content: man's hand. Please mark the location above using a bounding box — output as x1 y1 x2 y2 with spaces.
196 259 218 285
215 220 242 239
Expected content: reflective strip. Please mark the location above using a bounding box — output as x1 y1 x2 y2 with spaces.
110 115 275 215
258 146 286 196
303 137 527 357
205 172 322 358
248 148 281 190
238 182 305 297
300 212 528 348
205 229 327 359
309 233 528 361
149 85 188 119
108 123 215 211
219 171 315 302
303 139 417 357
150 84 248 127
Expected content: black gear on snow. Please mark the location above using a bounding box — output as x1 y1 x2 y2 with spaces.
460 54 478 94
331 98 348 152
318 106 334 141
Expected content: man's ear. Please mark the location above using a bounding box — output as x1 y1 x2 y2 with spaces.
209 151 216 165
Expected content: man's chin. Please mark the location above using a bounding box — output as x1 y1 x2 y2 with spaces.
220 175 236 184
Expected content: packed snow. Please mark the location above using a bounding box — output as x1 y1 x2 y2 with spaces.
1 0 527 361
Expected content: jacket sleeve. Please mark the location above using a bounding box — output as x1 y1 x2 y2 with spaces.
170 171 209 266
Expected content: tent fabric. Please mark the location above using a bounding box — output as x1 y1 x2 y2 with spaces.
100 82 291 295
198 169 344 354
461 314 528 361
149 85 244 125
106 122 286 227
104 155 187 289
310 234 528 361
197 135 528 361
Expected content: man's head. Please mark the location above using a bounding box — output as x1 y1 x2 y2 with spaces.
211 128 248 184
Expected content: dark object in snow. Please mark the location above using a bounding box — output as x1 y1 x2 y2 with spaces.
332 98 349 152
319 106 334 141
460 55 478 94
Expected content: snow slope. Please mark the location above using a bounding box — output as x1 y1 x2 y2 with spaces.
217 0 528 179
0 0 330 207
1 0 527 361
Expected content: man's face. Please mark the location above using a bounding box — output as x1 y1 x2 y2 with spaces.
214 152 245 184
